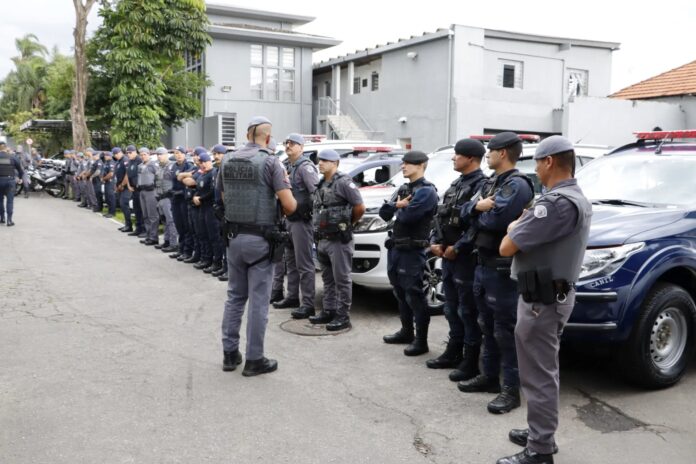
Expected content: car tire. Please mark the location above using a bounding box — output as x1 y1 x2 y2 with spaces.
620 282 695 389
422 253 445 316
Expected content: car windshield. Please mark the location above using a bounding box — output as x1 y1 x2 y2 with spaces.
576 153 696 207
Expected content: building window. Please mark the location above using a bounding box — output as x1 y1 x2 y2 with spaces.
215 112 237 145
362 78 368 88
249 44 295 101
567 68 589 98
353 77 361 94
498 59 524 89
371 72 379 91
184 50 204 100
325 80 331 98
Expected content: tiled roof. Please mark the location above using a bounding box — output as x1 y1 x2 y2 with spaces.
611 59 696 100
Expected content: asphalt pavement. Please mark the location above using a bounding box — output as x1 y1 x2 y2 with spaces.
2 194 696 464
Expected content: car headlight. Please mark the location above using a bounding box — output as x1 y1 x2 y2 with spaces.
579 242 645 280
353 215 393 233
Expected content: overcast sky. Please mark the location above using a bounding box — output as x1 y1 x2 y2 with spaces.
2 0 695 93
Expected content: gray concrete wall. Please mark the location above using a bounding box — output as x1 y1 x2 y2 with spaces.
653 96 696 129
564 96 687 147
169 39 313 148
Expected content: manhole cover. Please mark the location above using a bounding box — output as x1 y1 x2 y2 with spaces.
280 319 351 336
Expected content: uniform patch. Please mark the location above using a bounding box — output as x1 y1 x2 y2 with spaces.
349 182 357 189
501 184 514 197
306 165 315 173
534 205 548 218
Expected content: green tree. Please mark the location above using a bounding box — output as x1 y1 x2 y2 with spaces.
0 34 49 118
44 54 75 120
89 0 211 146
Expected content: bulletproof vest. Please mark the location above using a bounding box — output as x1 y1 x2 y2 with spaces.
474 170 534 253
437 171 486 246
512 183 592 282
155 162 174 195
289 156 315 210
138 161 156 187
172 161 191 191
222 146 277 226
312 172 353 235
392 179 437 243
0 152 14 177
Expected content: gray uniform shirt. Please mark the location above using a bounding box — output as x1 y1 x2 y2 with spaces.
323 172 364 207
508 178 580 252
138 159 158 187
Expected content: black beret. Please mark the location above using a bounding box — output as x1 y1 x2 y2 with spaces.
454 139 486 157
487 132 522 150
402 150 429 164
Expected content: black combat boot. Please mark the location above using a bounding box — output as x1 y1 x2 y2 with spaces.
326 315 351 331
309 310 336 324
222 350 242 372
404 325 429 356
193 260 211 270
449 344 481 381
508 429 559 454
242 357 278 377
383 318 414 344
457 374 501 393
487 385 521 414
204 262 222 274
212 266 227 277
496 448 554 464
273 297 300 309
426 339 464 369
183 254 200 264
269 289 284 304
217 272 228 282
291 306 315 319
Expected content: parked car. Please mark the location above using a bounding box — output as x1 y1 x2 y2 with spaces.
570 130 696 388
351 142 608 313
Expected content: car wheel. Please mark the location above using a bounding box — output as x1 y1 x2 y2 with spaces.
620 282 695 389
423 253 445 316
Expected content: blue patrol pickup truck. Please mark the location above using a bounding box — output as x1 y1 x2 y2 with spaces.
571 130 696 388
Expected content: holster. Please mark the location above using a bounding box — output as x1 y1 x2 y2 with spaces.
517 269 570 305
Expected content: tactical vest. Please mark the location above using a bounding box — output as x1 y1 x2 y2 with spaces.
437 171 486 246
222 147 277 226
155 162 174 196
289 157 315 210
512 183 592 282
312 172 353 238
0 152 14 177
391 179 437 245
138 161 156 187
474 170 534 253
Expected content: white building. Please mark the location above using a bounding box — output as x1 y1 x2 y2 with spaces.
312 25 620 151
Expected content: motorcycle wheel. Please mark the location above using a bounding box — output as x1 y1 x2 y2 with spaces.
45 183 65 198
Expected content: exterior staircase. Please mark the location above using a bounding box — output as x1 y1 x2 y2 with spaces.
326 114 372 140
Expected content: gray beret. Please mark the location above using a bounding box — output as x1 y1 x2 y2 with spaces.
402 150 429 164
85 147 94 153
138 147 150 154
285 133 305 145
248 116 272 129
534 135 574 160
155 147 168 155
454 139 486 157
318 149 340 161
487 132 522 150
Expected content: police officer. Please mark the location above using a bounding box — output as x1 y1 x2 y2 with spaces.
75 152 87 207
89 149 104 212
83 148 99 211
270 151 292 305
380 151 439 355
427 139 488 376
154 147 178 252
495 136 590 464
169 146 194 260
210 144 228 279
179 148 207 264
220 116 297 376
17 146 31 199
113 148 132 232
457 132 534 415
123 145 145 237
276 134 319 318
137 147 159 246
0 141 23 226
192 151 221 272
101 149 117 218
62 150 76 200
311 149 366 330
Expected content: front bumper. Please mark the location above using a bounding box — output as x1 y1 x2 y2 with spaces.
351 230 391 290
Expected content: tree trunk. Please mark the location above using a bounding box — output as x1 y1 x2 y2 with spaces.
71 0 96 151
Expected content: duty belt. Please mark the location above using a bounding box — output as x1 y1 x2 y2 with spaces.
477 253 512 271
227 223 268 238
393 238 430 250
139 184 155 191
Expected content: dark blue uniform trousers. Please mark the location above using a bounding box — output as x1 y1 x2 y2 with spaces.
132 189 144 232
201 203 223 264
473 264 519 388
442 254 480 347
387 248 430 328
119 189 133 229
104 181 116 215
187 203 201 259
0 177 16 221
171 196 193 255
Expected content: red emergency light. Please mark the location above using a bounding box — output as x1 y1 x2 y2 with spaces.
353 146 393 153
634 130 696 140
469 134 541 142
301 134 327 143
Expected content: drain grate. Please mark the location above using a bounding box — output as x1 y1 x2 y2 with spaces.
280 319 351 336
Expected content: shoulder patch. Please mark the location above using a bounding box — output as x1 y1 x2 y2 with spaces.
349 182 357 189
501 183 514 198
534 205 548 219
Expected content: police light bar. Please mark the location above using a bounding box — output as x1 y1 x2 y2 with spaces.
300 134 326 142
634 130 696 140
469 134 541 142
353 146 393 153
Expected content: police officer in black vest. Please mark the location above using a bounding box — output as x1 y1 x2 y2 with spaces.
0 141 23 226
427 139 488 378
496 136 591 464
381 150 439 356
101 149 117 218
220 116 296 376
457 132 534 415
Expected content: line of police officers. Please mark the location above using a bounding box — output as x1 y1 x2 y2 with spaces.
59 120 589 463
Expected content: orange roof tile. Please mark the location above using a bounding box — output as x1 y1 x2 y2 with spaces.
611 59 696 100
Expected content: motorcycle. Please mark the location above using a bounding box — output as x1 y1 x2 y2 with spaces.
15 165 65 198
